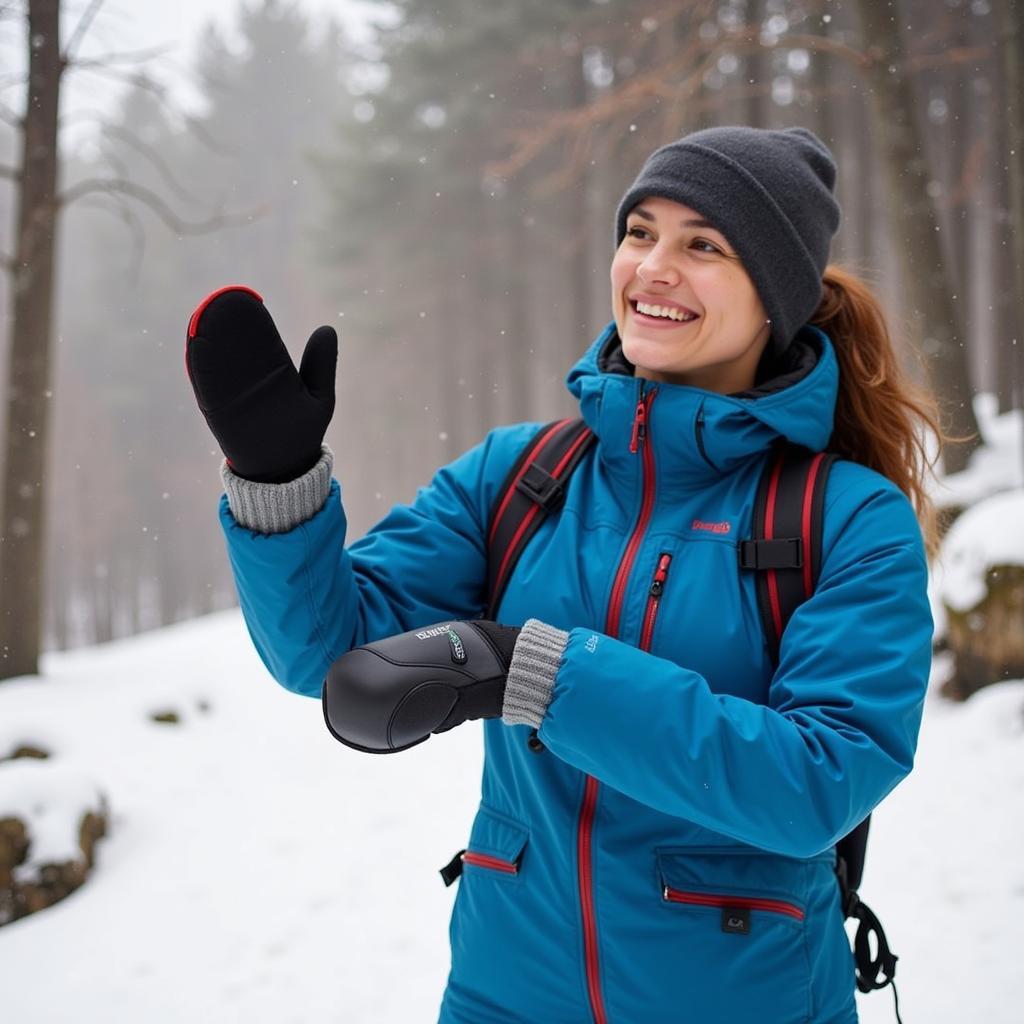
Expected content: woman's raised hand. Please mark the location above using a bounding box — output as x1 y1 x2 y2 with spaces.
185 285 337 483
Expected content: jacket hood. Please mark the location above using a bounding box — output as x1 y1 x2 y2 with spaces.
565 321 838 494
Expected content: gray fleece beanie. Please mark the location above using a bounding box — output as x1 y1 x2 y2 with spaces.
614 125 841 356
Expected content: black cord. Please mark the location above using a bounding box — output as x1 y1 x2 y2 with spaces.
891 979 903 1024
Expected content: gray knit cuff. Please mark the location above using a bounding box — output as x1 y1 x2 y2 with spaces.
221 445 334 534
502 618 569 729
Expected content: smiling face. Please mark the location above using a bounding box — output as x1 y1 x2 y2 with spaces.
611 196 772 394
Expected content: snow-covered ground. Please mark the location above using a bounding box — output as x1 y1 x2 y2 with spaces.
2 392 1021 1022
0 609 1021 1023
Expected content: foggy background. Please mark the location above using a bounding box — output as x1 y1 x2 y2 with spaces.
0 0 1020 652
2 3 1023 1020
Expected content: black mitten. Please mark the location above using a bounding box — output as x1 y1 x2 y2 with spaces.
185 285 337 483
322 620 521 754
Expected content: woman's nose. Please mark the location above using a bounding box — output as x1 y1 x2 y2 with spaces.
637 246 679 285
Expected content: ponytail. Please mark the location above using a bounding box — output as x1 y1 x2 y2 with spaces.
810 264 947 562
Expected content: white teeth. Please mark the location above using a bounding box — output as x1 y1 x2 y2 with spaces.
635 301 697 322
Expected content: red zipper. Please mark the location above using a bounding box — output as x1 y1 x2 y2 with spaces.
629 395 647 454
461 851 519 875
606 390 658 636
639 553 672 650
663 886 805 921
577 774 603 1020
576 385 658 1024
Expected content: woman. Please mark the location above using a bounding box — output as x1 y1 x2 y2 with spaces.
186 126 938 1023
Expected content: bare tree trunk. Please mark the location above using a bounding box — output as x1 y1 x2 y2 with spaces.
563 49 592 367
499 174 532 422
0 0 62 680
854 0 981 473
1002 0 1024 424
744 0 772 129
992 11 1020 412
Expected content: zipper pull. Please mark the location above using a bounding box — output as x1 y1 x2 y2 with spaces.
629 400 646 454
649 553 671 597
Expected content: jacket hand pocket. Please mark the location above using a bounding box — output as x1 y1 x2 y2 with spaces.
651 846 815 1024
442 804 529 887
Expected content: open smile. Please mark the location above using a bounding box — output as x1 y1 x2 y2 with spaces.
629 299 701 328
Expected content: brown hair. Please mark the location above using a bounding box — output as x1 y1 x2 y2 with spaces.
809 264 949 562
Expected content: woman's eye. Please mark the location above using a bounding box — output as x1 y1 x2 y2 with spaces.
626 226 720 254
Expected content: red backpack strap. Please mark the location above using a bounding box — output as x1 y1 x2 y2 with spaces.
738 442 837 667
485 418 594 620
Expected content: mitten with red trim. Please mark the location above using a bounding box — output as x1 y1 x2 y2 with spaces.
185 285 337 484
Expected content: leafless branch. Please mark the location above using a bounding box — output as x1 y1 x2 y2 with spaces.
59 176 265 234
519 0 712 68
904 45 993 74
62 83 236 159
63 0 105 63
179 114 238 158
102 146 130 182
66 43 174 70
61 111 203 205
0 96 20 127
72 193 146 280
488 19 981 188
67 61 165 92
485 27 720 183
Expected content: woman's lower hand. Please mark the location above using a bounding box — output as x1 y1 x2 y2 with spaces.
322 620 520 754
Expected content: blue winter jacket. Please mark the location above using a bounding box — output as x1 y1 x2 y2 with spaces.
220 322 933 1024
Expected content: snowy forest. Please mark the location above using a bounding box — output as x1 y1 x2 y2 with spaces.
0 0 1022 1021
0 0 1019 654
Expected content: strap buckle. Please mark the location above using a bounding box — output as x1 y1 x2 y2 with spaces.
737 537 803 570
439 848 467 887
516 463 565 512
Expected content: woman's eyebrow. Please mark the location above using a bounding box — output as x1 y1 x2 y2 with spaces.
631 206 719 231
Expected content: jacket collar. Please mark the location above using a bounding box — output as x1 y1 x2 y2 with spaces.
565 321 838 496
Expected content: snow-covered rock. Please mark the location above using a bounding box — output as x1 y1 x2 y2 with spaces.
936 489 1024 699
929 394 1023 510
0 759 108 926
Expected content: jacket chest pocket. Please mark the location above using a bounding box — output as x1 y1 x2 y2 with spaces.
644 539 774 699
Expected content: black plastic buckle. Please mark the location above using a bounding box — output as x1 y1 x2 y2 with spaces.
516 463 565 512
439 848 467 887
737 537 803 570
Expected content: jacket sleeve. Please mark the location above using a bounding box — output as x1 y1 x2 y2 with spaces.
510 464 934 858
220 422 542 697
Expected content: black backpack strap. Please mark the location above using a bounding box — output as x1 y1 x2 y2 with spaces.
847 889 899 993
740 445 900 1005
485 418 595 620
738 443 837 664
836 816 871 910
